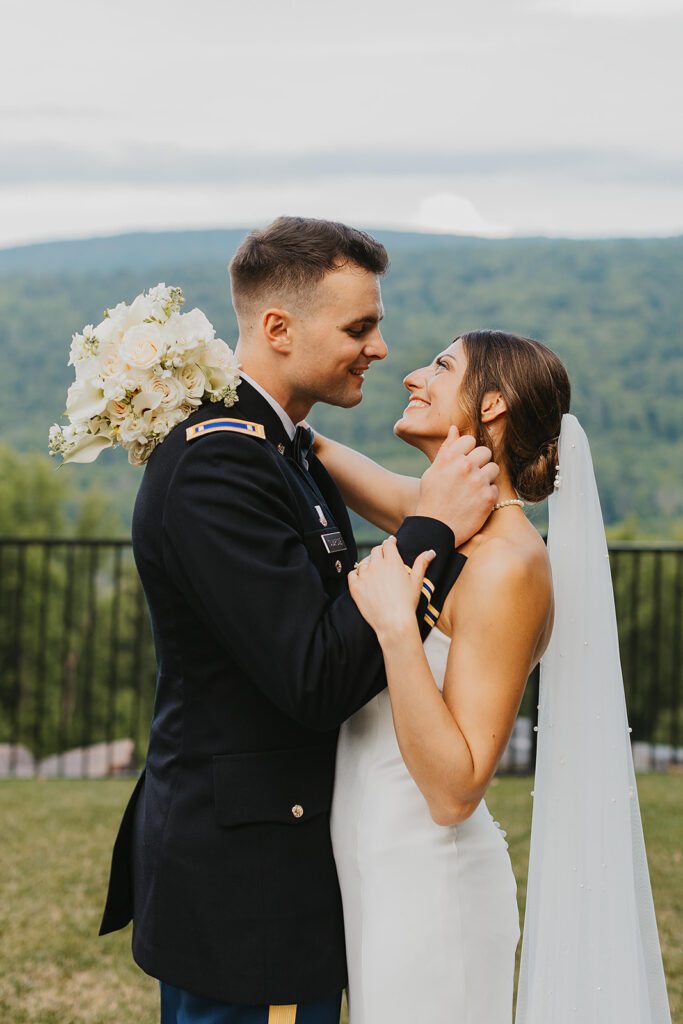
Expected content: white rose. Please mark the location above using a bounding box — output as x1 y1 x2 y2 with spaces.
177 363 207 402
202 338 237 373
99 341 125 376
106 398 129 420
127 438 157 466
180 308 215 346
95 317 125 348
148 375 186 411
117 420 139 445
120 323 165 370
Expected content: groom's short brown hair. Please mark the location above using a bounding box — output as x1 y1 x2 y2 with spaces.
229 216 389 318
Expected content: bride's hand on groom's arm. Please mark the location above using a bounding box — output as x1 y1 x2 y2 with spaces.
348 535 435 641
416 426 499 546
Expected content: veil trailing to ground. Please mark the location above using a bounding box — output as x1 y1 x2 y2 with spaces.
514 414 672 1023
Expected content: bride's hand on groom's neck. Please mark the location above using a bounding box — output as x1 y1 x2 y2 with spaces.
416 426 499 546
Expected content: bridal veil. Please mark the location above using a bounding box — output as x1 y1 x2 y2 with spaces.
514 414 672 1023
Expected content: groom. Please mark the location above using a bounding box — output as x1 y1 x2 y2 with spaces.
99 216 499 1023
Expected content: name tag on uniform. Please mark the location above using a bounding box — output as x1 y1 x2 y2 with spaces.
321 531 347 554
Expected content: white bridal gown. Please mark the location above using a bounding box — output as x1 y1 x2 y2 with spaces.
330 625 521 1024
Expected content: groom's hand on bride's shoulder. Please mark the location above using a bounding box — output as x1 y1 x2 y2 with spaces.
415 425 499 546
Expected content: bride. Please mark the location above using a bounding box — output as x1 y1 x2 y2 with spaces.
312 329 672 1023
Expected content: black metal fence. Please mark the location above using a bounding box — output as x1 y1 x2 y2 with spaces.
0 538 681 778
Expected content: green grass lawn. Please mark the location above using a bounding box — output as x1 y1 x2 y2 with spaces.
1 774 680 1024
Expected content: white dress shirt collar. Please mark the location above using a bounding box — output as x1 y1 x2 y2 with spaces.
239 371 297 441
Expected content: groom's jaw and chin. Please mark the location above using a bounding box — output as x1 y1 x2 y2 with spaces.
234 264 388 419
284 266 388 413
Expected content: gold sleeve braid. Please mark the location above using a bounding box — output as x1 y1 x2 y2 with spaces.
404 566 440 626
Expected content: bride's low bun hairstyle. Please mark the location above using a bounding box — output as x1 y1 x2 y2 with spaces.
513 436 561 504
458 331 571 503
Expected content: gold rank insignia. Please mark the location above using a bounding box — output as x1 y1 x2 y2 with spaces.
186 418 266 442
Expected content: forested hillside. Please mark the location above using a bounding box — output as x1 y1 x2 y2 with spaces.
1 230 681 535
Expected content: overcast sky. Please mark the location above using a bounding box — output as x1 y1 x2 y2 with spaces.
2 0 682 247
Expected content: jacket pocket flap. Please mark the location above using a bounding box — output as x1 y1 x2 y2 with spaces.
212 743 336 827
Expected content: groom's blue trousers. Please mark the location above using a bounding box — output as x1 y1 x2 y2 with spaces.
160 982 342 1024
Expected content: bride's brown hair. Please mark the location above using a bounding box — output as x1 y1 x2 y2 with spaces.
457 330 571 503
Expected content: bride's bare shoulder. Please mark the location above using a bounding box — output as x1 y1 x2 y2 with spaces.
441 526 551 633
467 531 548 592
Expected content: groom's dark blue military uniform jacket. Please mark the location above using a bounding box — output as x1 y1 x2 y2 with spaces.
100 379 466 1007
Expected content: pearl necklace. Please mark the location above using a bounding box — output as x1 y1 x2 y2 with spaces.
493 498 525 511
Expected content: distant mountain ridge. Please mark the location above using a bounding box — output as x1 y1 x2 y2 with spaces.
1 227 681 534
0 227 507 277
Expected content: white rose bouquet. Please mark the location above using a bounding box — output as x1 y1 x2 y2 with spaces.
49 283 240 466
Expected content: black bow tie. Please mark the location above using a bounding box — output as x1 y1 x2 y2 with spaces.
293 424 315 469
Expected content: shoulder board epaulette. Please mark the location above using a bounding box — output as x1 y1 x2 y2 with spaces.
186 418 266 442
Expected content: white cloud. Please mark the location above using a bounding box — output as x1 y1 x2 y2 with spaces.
412 192 511 236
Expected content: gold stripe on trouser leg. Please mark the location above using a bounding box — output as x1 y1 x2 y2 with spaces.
268 1005 297 1024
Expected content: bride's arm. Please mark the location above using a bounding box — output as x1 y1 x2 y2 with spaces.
348 536 551 824
312 430 419 535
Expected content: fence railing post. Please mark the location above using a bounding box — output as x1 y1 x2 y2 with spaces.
1 537 681 777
